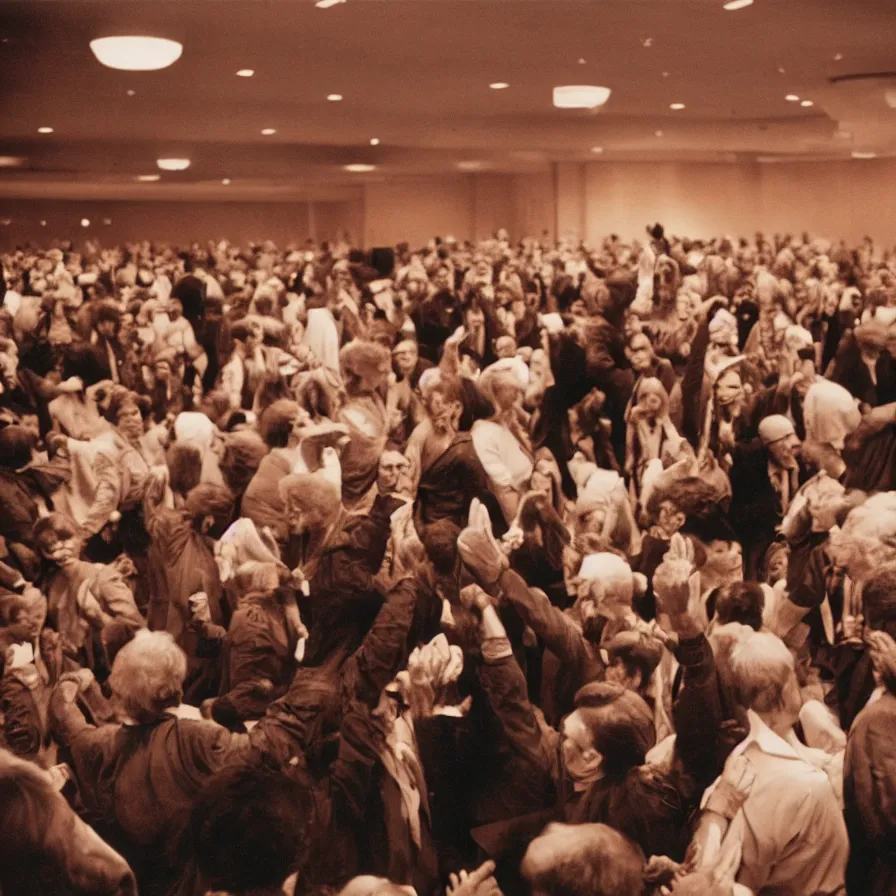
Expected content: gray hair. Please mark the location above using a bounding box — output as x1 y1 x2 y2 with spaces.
109 630 186 723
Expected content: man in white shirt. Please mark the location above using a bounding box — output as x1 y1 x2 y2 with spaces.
711 631 848 896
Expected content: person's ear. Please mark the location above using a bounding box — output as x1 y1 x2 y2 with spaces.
200 514 214 534
672 511 686 531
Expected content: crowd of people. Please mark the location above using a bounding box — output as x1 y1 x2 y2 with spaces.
1 223 895 896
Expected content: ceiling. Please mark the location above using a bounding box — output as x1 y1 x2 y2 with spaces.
1 0 895 200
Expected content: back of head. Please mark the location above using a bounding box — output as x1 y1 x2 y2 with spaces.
0 424 35 470
573 681 655 775
861 560 896 630
166 441 203 496
191 762 309 895
259 399 300 448
109 629 186 723
710 581 765 631
522 822 644 896
728 630 794 713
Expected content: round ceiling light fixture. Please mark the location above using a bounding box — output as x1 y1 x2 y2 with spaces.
0 156 25 167
236 69 254 77
785 94 800 102
80 218 90 227
590 146 604 154
261 128 277 135
136 174 160 182
344 163 376 173
489 82 510 90
222 178 231 185
327 93 343 102
156 158 190 171
369 137 380 146
670 102 686 110
852 151 877 159
553 85 611 109
723 0 753 10
37 126 54 134
800 99 814 107
89 36 183 71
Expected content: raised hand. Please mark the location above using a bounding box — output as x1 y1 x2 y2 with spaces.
457 499 509 589
653 533 701 627
446 860 503 896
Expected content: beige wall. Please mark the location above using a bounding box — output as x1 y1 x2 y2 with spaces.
3 159 896 251
0 199 364 251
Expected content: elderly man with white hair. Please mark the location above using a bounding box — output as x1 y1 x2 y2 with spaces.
703 629 848 896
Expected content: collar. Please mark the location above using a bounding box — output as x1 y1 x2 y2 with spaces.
732 709 802 761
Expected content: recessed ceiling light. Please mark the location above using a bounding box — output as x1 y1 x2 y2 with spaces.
457 161 484 171
642 37 653 48
785 94 800 102
315 0 346 7
126 89 136 97
655 130 664 137
327 93 343 102
40 220 46 227
261 128 277 135
103 218 112 225
553 85 612 109
578 58 587 64
777 67 786 74
723 0 753 9
37 126 54 134
590 146 604 154
156 158 190 171
344 163 376 173
236 69 254 77
136 174 160 182
222 178 231 185
670 103 686 110
852 151 877 159
662 71 670 78
489 82 510 90
801 99 814 107
80 218 90 227
369 137 380 146
0 156 24 167
834 53 843 61
89 36 183 71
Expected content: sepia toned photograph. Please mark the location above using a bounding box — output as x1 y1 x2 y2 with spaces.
0 1 895 894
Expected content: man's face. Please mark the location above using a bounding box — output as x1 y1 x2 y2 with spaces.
627 335 653 372
392 344 418 378
97 320 117 339
494 336 516 359
426 391 460 435
433 267 452 291
560 712 601 781
769 434 801 470
377 455 407 493
698 538 743 587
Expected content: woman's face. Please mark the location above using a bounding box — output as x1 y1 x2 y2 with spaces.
715 370 743 406
640 391 663 417
116 403 144 440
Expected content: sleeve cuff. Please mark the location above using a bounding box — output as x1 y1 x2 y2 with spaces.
481 637 513 664
675 633 711 668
